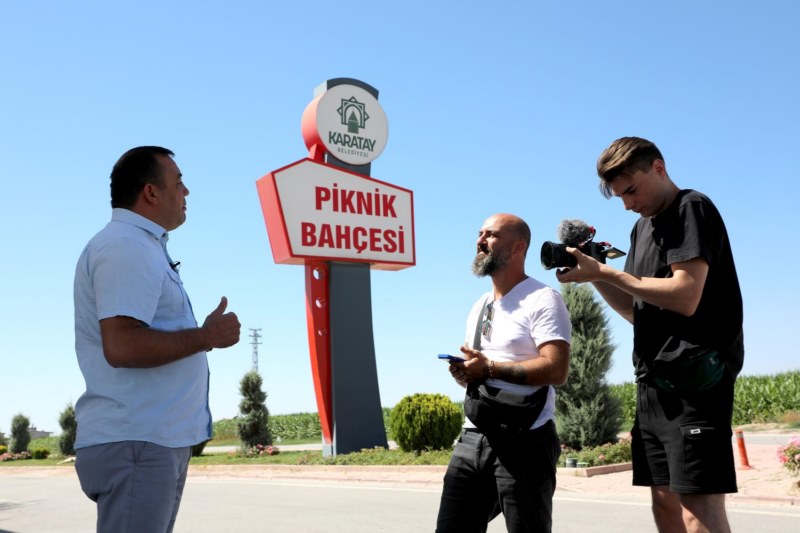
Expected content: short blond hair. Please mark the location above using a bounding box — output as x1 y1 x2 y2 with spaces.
596 137 664 198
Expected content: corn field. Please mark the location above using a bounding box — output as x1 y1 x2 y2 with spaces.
211 371 800 443
609 370 800 429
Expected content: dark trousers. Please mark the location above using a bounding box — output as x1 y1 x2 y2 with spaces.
436 421 560 533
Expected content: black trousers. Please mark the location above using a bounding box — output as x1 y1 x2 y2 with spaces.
436 421 560 533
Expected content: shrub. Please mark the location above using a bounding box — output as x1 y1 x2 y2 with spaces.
0 445 6 455
10 414 30 454
560 436 632 467
609 382 636 430
31 448 50 459
382 407 393 439
58 403 77 456
236 371 272 448
389 393 462 453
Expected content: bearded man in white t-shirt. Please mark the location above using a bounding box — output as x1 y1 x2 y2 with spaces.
436 213 572 533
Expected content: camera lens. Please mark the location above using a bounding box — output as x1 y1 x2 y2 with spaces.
540 242 577 270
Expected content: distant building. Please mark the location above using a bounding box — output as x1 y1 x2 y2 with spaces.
0 427 52 443
28 426 52 440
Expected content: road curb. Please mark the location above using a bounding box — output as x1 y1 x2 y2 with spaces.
558 462 633 478
728 493 800 506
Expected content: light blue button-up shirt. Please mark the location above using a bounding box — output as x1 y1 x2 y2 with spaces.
73 208 211 449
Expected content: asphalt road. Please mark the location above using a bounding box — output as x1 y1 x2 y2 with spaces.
2 472 800 532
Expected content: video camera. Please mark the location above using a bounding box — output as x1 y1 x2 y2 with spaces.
540 219 626 270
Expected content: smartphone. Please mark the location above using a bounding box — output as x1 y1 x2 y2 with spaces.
438 354 465 363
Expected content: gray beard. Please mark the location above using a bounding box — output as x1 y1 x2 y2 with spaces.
472 250 508 277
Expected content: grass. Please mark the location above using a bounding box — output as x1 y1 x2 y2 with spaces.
0 446 453 467
0 433 450 467
1 440 626 468
0 458 72 467
193 447 453 466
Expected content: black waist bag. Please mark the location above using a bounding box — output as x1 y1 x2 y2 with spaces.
651 337 725 394
464 383 550 436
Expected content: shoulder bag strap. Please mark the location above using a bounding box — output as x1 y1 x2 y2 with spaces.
472 296 490 350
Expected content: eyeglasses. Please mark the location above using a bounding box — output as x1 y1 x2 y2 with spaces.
481 301 494 341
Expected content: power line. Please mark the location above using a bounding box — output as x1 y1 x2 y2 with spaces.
249 328 262 372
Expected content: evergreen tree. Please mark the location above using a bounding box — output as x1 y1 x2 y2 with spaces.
236 371 272 448
10 414 31 454
556 283 623 449
58 403 77 456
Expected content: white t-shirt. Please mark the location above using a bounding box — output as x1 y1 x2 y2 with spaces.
463 276 572 430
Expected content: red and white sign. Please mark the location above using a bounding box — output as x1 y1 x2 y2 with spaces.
257 158 415 270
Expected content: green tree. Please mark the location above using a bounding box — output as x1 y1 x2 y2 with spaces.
58 403 77 456
236 371 272 448
10 414 31 454
556 284 622 449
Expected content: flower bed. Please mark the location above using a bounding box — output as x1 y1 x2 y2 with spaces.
560 435 632 468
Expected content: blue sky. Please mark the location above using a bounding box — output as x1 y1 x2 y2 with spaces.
1 1 798 434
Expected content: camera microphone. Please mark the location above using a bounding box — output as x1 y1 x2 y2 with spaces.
556 219 596 247
540 219 626 270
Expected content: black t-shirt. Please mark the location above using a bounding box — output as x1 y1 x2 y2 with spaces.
624 189 744 379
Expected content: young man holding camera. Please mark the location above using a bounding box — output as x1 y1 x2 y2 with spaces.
556 137 744 533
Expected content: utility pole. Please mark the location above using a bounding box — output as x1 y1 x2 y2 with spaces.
249 328 262 372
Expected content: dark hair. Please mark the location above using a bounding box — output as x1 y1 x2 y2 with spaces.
596 137 664 199
110 146 175 208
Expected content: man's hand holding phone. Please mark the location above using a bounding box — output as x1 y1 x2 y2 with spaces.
439 353 469 388
438 354 466 363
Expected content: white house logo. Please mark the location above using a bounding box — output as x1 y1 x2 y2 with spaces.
338 96 369 133
303 84 388 166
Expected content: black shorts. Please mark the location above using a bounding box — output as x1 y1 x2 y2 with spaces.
631 372 737 494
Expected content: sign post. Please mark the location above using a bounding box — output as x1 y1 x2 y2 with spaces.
257 78 414 455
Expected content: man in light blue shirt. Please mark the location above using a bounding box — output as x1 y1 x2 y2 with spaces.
73 146 241 533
